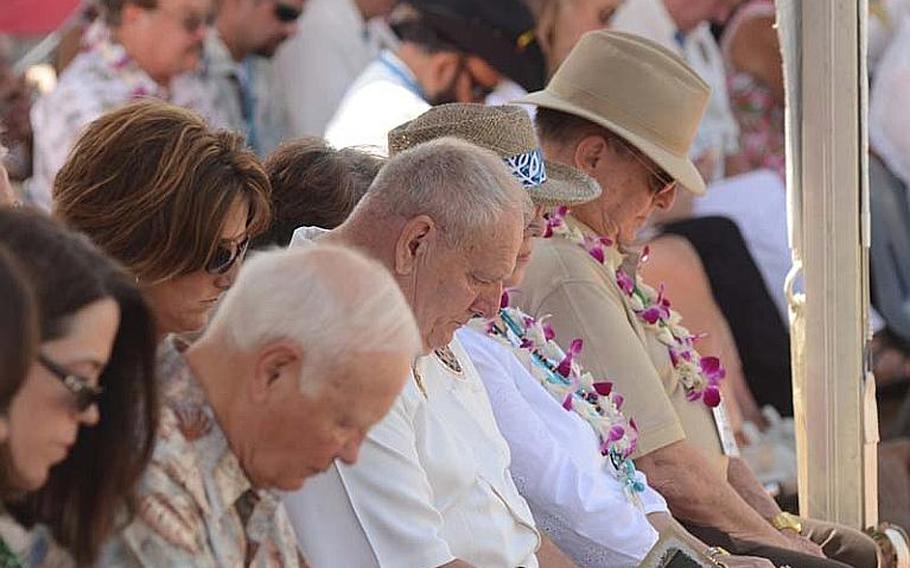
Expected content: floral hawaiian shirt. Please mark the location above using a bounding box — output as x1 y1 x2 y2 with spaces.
27 22 214 211
99 338 303 567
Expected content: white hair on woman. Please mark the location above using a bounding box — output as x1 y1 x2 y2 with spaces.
355 136 532 246
206 244 422 390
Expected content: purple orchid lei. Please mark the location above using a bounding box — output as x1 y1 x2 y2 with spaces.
545 206 725 408
474 291 645 500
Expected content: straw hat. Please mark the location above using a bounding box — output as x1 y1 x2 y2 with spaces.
388 103 602 206
518 30 711 195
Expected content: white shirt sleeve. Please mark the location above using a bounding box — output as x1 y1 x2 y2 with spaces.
458 329 660 566
282 381 455 568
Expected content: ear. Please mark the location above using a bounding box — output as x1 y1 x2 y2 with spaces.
573 135 607 178
250 340 303 404
394 215 436 276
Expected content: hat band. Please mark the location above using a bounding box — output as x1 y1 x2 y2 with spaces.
505 148 547 189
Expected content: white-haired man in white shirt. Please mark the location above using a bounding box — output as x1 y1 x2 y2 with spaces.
285 137 578 567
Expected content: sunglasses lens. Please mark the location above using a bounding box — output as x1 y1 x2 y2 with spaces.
207 247 233 275
274 4 300 22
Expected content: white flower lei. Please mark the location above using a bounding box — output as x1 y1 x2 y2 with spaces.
471 291 646 503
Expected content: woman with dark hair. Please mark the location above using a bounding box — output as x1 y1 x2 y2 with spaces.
0 208 158 566
255 138 382 248
54 99 272 340
0 243 37 433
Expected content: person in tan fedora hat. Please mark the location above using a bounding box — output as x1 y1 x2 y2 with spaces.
389 103 778 568
513 30 867 568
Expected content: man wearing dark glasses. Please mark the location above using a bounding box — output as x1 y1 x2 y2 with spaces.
190 0 305 155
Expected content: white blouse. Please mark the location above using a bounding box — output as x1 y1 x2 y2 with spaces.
457 327 666 568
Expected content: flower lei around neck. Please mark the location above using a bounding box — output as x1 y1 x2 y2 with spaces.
474 291 646 502
545 206 725 408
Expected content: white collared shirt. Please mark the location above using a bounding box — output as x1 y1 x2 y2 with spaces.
610 0 739 182
281 337 540 568
272 0 396 138
324 50 430 154
457 327 665 568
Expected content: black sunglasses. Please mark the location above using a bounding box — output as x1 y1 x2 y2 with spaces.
273 2 302 23
38 353 104 413
206 237 250 275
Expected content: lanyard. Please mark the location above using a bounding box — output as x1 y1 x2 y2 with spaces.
378 52 425 99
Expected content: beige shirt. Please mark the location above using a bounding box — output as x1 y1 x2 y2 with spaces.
515 216 727 476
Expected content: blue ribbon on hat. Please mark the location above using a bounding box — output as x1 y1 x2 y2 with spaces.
504 148 547 189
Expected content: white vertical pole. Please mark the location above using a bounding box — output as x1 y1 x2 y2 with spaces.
778 0 875 527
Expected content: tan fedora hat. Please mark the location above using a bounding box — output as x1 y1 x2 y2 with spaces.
388 103 602 206
517 30 711 195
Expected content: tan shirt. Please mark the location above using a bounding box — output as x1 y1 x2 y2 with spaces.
515 216 728 476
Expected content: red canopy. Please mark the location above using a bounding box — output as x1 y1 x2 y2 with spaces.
0 0 82 36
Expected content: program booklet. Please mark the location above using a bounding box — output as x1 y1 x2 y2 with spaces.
637 529 714 568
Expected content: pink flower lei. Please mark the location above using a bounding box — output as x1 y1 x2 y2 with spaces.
472 291 645 501
545 207 725 408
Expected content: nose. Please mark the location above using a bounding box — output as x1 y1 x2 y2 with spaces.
214 258 243 290
78 404 100 427
337 437 361 465
472 283 503 319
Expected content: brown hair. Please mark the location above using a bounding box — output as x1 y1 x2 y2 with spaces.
0 208 158 565
254 138 382 248
0 243 36 412
54 99 271 284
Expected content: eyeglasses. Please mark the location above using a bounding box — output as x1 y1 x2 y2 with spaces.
38 353 104 413
206 237 250 275
612 136 678 196
273 2 302 23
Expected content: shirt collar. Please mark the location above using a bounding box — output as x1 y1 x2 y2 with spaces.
158 337 255 522
86 21 168 99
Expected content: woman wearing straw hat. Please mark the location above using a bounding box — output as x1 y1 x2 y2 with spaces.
513 29 875 568
388 103 774 568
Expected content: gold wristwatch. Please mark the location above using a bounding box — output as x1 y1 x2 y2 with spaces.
770 512 803 533
704 546 731 567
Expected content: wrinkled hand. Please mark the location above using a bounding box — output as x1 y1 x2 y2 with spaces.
780 530 825 558
720 555 775 568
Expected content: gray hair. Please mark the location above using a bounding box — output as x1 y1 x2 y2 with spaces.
205 245 422 391
354 137 531 246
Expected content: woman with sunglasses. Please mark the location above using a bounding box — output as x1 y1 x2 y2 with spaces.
0 208 158 566
54 99 271 342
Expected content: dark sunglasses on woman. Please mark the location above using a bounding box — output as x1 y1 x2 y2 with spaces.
274 2 302 22
206 237 250 275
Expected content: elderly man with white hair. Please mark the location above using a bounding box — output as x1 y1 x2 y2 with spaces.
101 245 421 567
284 137 577 567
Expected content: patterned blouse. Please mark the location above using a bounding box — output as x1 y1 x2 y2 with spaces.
99 338 304 567
28 22 213 211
